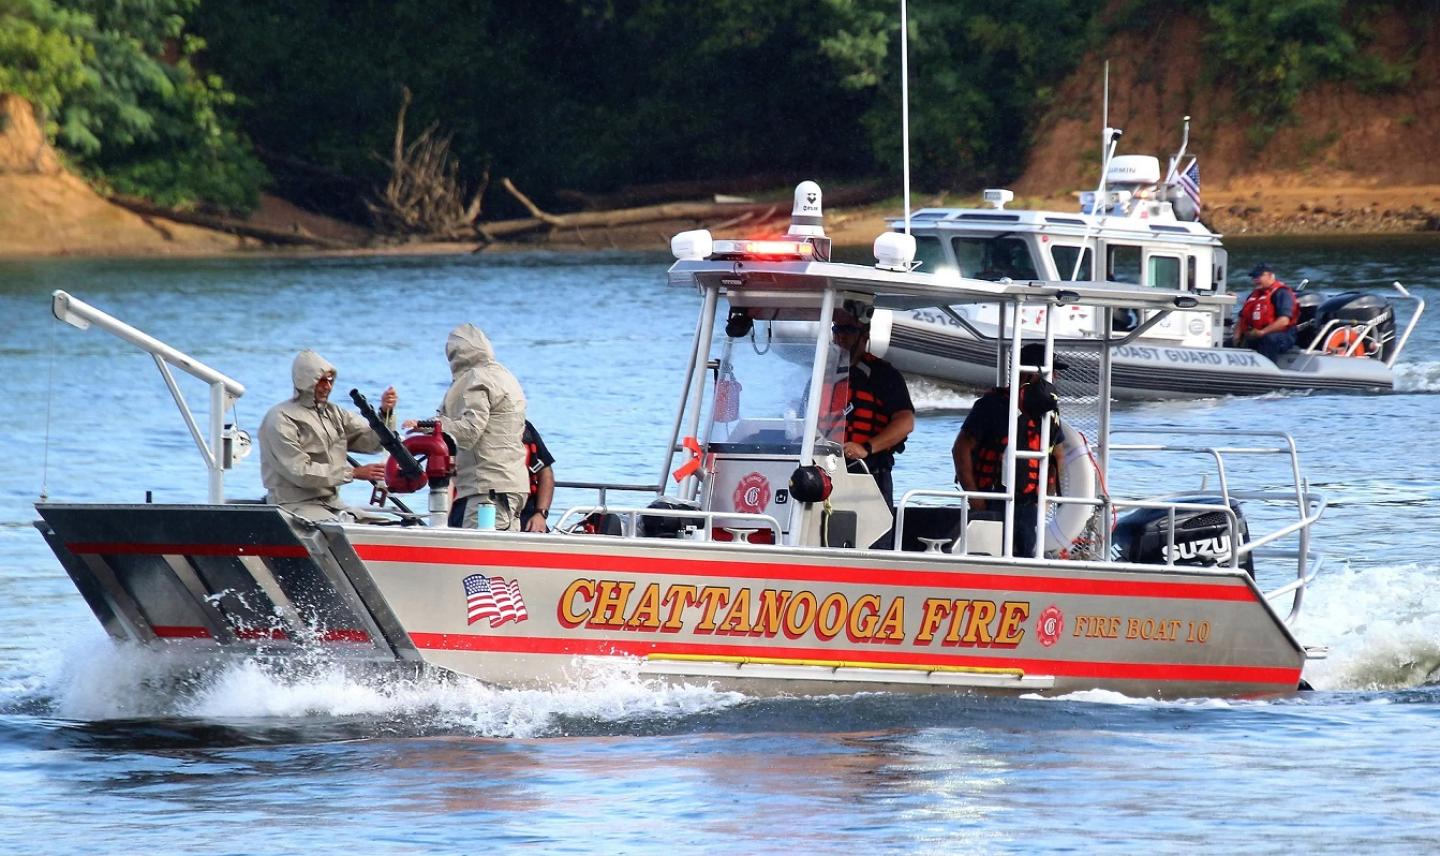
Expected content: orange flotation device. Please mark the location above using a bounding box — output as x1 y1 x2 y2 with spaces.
1323 326 1368 357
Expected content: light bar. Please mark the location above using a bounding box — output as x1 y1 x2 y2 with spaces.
710 239 815 260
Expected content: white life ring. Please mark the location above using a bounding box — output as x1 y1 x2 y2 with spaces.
1044 420 1099 553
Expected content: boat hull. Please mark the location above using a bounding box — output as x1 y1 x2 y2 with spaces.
37 503 1307 698
884 310 1394 399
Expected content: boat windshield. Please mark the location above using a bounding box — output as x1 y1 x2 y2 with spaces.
708 320 847 455
952 235 1039 281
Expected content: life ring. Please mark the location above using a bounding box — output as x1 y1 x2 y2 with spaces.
1044 420 1099 554
1323 326 1368 357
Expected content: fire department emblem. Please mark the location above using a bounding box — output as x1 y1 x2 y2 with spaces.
733 472 772 514
1036 605 1064 647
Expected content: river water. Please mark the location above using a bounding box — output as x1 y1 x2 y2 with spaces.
0 237 1437 853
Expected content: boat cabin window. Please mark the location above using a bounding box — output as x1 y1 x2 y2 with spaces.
1149 254 1182 289
708 320 846 455
1105 245 1142 284
952 236 1038 281
1050 245 1092 281
912 235 953 275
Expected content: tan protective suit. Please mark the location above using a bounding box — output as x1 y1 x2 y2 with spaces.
259 350 392 520
440 324 527 529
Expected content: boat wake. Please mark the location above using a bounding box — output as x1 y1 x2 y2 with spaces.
1393 359 1440 393
904 376 978 413
1293 561 1440 691
22 638 747 741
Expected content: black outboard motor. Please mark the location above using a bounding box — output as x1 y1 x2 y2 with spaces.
1315 292 1396 361
1110 496 1254 576
1291 290 1327 350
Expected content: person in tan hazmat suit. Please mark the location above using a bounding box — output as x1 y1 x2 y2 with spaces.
259 349 398 521
439 323 529 530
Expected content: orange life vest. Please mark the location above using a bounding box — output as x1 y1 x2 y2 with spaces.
845 354 891 446
1238 281 1296 337
971 389 1058 498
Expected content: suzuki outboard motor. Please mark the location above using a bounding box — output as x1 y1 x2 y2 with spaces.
1315 292 1396 361
1110 496 1254 576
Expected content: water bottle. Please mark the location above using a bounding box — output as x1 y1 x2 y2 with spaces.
475 490 497 530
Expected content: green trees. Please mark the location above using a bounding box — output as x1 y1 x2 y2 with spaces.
0 0 264 210
0 0 1417 221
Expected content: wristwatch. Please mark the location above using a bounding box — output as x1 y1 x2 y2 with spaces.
536 508 549 518
862 441 873 455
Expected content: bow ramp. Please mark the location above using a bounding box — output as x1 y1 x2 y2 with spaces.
35 503 418 661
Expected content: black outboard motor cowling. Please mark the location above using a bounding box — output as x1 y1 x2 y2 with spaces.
1110 496 1254 576
1315 292 1396 360
1292 290 1327 349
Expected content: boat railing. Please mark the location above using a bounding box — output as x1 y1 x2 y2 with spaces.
1109 427 1326 623
1385 281 1426 367
1302 315 1390 358
895 488 1242 568
552 504 782 542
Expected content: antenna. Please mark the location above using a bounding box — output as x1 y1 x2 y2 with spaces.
1101 60 1109 166
901 0 911 235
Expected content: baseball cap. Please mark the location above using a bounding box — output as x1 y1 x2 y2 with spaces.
1248 262 1274 278
1020 343 1069 371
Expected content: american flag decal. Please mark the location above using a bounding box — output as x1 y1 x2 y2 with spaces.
463 574 530 627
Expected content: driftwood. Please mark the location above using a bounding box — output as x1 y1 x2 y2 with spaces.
367 87 485 238
554 177 892 212
494 177 784 233
106 195 354 249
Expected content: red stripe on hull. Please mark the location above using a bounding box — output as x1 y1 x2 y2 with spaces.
66 542 310 558
409 631 1299 686
150 626 370 643
354 543 1254 602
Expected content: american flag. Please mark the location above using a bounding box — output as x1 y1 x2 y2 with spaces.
1177 158 1201 212
463 574 529 627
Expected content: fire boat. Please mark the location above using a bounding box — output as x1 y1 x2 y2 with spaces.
35 185 1332 698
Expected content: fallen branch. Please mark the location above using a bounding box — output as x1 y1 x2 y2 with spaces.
499 177 780 230
106 195 355 249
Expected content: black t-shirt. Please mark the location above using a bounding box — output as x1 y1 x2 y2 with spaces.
847 352 914 472
521 421 555 519
960 387 1059 495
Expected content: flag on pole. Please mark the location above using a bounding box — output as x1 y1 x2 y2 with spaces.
1178 158 1201 212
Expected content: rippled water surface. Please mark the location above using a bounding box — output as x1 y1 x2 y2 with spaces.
1 237 1438 853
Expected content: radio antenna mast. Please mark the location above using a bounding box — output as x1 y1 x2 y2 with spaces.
901 0 912 235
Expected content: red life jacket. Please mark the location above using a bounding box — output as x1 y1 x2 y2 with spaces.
1238 281 1295 336
524 434 543 498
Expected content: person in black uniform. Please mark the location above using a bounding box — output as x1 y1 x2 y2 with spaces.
952 343 1065 558
833 307 915 548
520 420 556 533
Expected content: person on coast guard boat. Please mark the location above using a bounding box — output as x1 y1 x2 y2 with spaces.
833 305 915 549
1234 262 1298 362
952 343 1065 558
258 349 398 521
439 323 529 530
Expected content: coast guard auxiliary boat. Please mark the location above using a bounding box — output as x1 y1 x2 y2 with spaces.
859 128 1425 398
35 185 1330 698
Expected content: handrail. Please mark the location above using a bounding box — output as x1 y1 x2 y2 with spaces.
553 505 782 542
51 290 245 503
1387 281 1426 367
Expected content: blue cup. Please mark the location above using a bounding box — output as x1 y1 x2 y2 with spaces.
474 501 496 530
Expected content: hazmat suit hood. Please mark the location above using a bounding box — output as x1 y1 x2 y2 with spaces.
446 324 495 377
291 350 337 405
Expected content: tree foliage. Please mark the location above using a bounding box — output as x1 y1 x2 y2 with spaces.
0 0 264 210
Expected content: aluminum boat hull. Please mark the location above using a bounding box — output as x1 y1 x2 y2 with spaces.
37 503 1307 698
